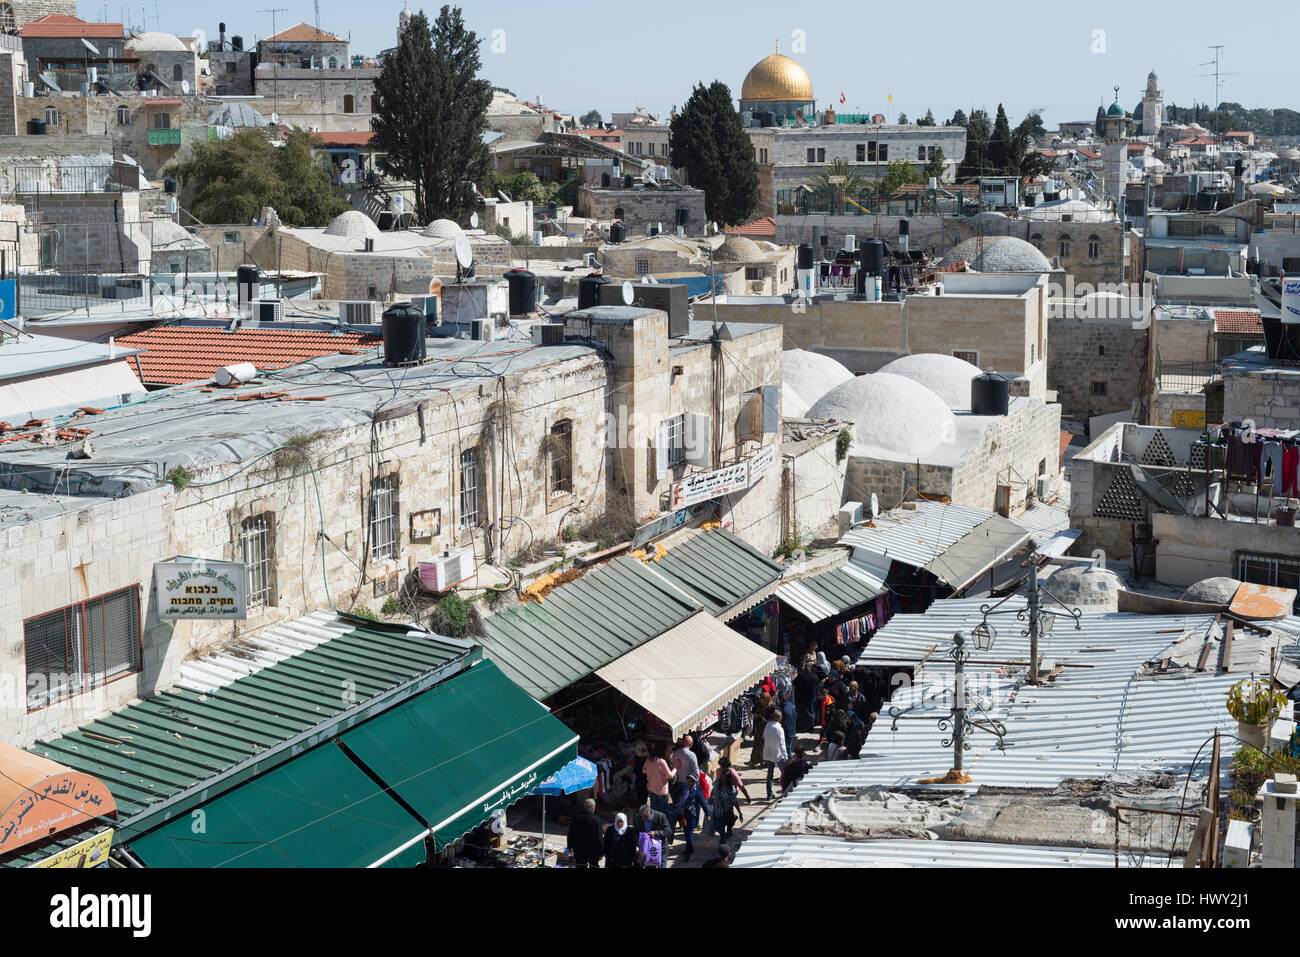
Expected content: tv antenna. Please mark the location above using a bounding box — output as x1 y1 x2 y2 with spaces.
1198 45 1238 112
259 8 288 119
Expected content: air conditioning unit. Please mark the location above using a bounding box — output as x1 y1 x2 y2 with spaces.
418 547 475 593
340 300 379 325
255 299 282 323
838 502 863 535
471 318 493 341
409 295 440 324
583 253 597 268
1036 475 1051 501
530 323 564 346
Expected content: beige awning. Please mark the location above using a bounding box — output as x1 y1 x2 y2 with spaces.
595 612 776 741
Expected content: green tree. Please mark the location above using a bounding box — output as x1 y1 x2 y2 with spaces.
871 159 925 198
924 146 946 181
1019 110 1046 141
989 104 1012 173
1094 104 1107 134
168 128 349 226
579 109 602 128
670 80 759 226
1009 115 1053 178
897 112 908 124
372 6 491 224
957 108 990 178
804 158 870 208
917 108 936 126
948 108 967 127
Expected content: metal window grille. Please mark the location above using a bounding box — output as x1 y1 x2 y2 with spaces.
953 350 978 365
459 449 480 529
665 415 686 468
550 421 573 495
635 259 650 275
24 586 141 711
369 475 399 561
240 514 273 606
1237 554 1300 604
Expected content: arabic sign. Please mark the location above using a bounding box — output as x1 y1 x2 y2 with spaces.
670 462 750 510
632 502 710 549
154 559 247 620
29 829 113 868
1282 277 1300 325
0 771 117 853
748 445 777 483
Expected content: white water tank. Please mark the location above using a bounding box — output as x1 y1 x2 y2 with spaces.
215 362 257 387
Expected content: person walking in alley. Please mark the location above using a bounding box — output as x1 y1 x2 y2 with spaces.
645 743 673 816
635 804 672 868
793 658 819 733
762 708 788 800
567 797 604 868
709 756 750 840
603 812 637 868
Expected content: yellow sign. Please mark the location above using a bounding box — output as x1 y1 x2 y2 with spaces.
29 829 113 868
1171 409 1206 429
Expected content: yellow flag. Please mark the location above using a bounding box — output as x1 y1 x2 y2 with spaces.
887 92 895 104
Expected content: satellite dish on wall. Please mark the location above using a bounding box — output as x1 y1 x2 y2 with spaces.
469 212 479 229
454 235 473 270
870 493 879 519
621 281 633 305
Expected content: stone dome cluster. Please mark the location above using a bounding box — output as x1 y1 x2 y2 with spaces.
877 353 983 410
323 210 381 238
782 349 854 417
807 372 957 458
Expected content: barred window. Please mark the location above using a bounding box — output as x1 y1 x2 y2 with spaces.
1088 234 1101 259
0 5 14 32
116 106 131 125
1059 235 1071 259
43 107 58 127
24 586 141 711
369 474 399 561
550 420 573 495
635 258 650 276
240 514 273 607
1237 553 1300 602
459 448 480 529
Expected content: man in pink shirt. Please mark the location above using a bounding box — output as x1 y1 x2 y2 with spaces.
643 745 673 816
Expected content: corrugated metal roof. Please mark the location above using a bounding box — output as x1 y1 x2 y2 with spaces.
479 557 702 700
595 612 776 740
10 613 476 865
743 839 1150 868
735 599 1251 867
649 528 784 619
777 558 885 623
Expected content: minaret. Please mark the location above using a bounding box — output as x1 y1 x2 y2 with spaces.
398 3 412 40
1100 86 1132 217
1140 71 1163 138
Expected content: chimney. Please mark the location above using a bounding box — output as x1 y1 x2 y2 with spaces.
1259 775 1299 868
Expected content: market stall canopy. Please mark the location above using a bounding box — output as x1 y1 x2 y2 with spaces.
649 528 786 619
776 552 889 623
924 515 1034 593
480 557 701 700
0 744 116 857
595 612 777 741
341 660 577 856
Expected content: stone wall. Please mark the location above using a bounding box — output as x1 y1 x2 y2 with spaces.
578 186 707 237
17 189 149 272
1223 364 1300 431
1047 312 1145 419
12 0 78 27
1154 512 1300 588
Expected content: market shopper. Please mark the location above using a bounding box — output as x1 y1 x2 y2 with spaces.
635 804 672 868
762 708 788 800
603 812 637 868
689 728 711 776
671 735 700 813
747 690 774 766
780 692 797 756
780 746 811 792
709 756 750 839
793 659 819 733
630 742 650 809
567 798 604 869
645 744 673 815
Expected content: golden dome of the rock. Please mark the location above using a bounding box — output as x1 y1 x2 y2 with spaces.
740 51 813 102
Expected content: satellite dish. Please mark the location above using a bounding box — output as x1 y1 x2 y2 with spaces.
870 492 879 519
469 212 479 229
454 235 473 270
621 281 633 305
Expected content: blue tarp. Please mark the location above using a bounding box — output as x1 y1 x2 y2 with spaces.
534 757 598 796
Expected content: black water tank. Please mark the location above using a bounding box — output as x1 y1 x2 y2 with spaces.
796 244 814 270
382 302 427 366
971 371 1010 416
601 172 611 187
26 118 45 135
1196 190 1214 212
578 273 609 310
236 264 259 310
1261 318 1300 363
505 268 537 316
231 35 243 51
861 239 885 276
623 174 634 189
898 219 910 238
609 222 626 244
163 177 177 194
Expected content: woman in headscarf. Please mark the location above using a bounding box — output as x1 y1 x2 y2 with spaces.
603 812 637 868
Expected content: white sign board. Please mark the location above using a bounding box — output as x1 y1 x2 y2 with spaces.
748 445 777 483
154 559 247 620
1283 278 1300 325
670 462 749 509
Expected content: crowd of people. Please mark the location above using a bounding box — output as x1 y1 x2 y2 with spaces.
562 646 880 868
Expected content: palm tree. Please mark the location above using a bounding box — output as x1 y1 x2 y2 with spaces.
804 158 870 211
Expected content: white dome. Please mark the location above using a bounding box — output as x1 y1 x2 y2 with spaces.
943 235 1052 273
783 386 811 418
422 219 465 239
127 31 189 52
323 210 381 238
782 349 853 411
877 353 983 410
807 373 956 457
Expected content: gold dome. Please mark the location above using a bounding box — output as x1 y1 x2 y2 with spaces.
741 51 813 103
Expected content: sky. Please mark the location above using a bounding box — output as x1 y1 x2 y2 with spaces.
96 0 1299 127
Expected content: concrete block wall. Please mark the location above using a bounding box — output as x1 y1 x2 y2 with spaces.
1223 366 1300 430
1047 313 1145 419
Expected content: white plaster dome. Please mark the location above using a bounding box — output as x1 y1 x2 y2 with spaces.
1180 577 1242 605
807 373 956 457
127 31 189 52
422 219 465 239
714 236 762 262
942 235 1051 273
323 210 381 238
782 349 853 412
783 386 811 418
877 353 983 410
1044 564 1124 612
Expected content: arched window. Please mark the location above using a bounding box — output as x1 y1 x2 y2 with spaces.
116 106 130 125
1058 235 1071 259
548 420 573 496
343 94 354 114
173 63 183 81
613 207 624 220
1029 232 1043 251
1088 234 1101 259
327 56 337 69
0 4 15 32
43 106 58 127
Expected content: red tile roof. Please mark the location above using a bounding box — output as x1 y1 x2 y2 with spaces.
115 327 379 385
312 130 375 147
1213 308 1263 336
1075 148 1100 159
1174 136 1217 146
22 14 124 38
264 22 341 43
725 217 777 238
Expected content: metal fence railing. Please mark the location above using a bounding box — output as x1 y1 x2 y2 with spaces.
3 165 118 198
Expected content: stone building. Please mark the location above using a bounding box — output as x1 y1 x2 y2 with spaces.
578 183 706 237
125 31 198 92
257 23 349 70
4 1 78 31
0 304 790 745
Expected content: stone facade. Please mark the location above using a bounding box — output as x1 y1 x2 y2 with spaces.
1154 512 1300 588
759 125 966 194
578 185 707 237
16 188 149 272
1047 311 1145 419
10 0 78 27
1222 362 1300 430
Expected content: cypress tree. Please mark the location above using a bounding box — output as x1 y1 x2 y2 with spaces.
670 81 759 227
990 104 1012 173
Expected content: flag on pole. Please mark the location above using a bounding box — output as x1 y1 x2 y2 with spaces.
887 92 895 104
840 91 846 104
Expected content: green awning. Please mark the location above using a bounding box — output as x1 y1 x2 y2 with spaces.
340 660 578 851
126 741 425 868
